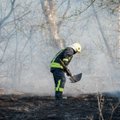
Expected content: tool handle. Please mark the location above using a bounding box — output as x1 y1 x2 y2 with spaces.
60 60 72 77
60 60 77 83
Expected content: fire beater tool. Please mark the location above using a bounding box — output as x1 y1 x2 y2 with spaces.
60 60 82 83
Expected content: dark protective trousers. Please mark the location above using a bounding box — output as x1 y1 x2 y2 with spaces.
51 69 66 100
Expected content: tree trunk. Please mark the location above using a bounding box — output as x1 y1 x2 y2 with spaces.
40 0 65 48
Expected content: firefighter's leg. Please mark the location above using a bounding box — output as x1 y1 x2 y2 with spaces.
52 69 66 100
55 80 64 100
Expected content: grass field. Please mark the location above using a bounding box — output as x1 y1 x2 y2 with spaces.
0 94 120 120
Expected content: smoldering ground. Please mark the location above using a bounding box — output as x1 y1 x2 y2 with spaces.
0 93 120 120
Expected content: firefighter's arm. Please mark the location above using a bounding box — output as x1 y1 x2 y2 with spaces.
62 48 74 64
60 60 72 76
62 57 70 64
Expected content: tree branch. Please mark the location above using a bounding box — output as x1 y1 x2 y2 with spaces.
0 0 16 27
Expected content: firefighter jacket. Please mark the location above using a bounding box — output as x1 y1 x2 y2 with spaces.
50 47 75 71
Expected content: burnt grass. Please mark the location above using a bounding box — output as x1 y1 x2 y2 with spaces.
0 94 120 120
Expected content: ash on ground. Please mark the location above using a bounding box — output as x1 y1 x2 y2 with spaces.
0 94 120 120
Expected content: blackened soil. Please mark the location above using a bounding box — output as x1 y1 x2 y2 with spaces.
0 94 120 120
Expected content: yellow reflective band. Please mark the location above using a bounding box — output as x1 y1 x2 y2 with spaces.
63 58 69 62
56 80 61 91
55 80 64 92
59 88 64 92
68 57 72 60
50 62 63 69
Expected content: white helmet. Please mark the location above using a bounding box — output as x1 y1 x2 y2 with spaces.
69 43 81 53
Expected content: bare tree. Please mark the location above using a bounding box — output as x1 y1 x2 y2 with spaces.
40 0 65 48
92 3 113 61
97 93 104 120
0 0 16 27
97 0 120 13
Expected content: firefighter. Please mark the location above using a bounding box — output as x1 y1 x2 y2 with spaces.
50 43 81 105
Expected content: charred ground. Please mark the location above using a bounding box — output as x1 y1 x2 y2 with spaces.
0 94 120 120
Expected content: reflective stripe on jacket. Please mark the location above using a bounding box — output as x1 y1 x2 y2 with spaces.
50 47 75 70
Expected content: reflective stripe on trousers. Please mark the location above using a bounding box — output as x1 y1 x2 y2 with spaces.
51 69 66 99
56 80 64 92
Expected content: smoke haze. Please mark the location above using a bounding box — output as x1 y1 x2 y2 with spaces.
0 0 120 97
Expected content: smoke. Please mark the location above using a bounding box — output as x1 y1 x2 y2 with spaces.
0 0 120 97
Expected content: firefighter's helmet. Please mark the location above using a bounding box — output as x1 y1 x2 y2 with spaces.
69 43 81 53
